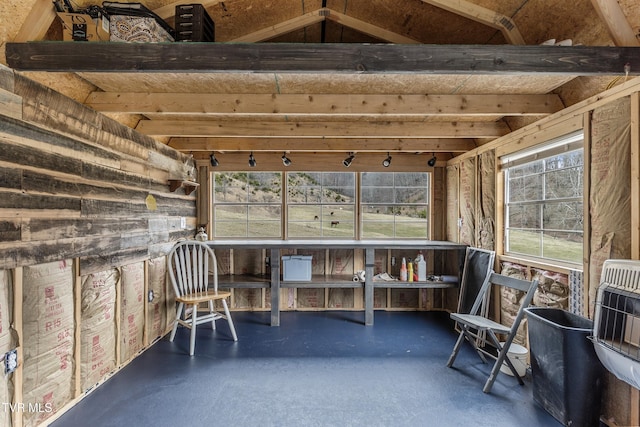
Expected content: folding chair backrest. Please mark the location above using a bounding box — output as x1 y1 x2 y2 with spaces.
168 241 218 297
491 272 538 336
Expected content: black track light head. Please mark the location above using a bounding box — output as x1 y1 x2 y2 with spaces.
382 153 392 168
249 152 257 167
343 153 355 168
282 152 291 166
210 153 219 167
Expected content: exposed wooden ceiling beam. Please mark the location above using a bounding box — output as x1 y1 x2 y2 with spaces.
420 0 525 45
85 93 563 116
168 137 476 152
230 10 325 42
8 42 640 75
136 119 509 138
322 9 421 44
589 0 640 46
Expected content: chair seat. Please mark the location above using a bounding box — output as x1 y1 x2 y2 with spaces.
450 313 511 334
176 290 232 305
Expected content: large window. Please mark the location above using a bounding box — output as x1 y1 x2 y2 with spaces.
361 172 430 238
287 172 355 238
212 172 282 238
503 132 584 264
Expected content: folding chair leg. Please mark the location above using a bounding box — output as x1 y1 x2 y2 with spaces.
189 304 197 356
447 331 466 367
169 302 184 342
222 299 238 342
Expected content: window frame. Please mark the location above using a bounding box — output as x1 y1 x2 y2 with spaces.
502 131 584 266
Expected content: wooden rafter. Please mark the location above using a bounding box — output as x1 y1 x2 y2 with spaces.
322 9 421 44
589 0 640 46
8 42 640 75
420 0 525 45
230 10 325 42
85 93 563 116
135 119 509 138
169 137 476 152
12 0 57 42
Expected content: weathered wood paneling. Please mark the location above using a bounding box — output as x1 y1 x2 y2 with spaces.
0 69 197 271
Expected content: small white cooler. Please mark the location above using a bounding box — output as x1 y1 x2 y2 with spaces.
282 255 313 281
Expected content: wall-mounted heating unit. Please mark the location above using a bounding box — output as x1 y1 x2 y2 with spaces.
592 259 640 390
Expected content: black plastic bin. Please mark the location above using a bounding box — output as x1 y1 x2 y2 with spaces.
524 307 604 427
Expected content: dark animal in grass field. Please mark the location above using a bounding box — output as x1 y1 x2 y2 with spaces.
331 221 339 227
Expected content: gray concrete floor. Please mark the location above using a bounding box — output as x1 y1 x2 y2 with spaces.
52 311 562 427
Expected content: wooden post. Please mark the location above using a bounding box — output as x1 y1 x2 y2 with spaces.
12 267 23 427
629 91 640 427
73 260 82 397
583 112 593 315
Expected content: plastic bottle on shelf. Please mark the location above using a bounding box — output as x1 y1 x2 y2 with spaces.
416 251 427 281
400 257 408 281
408 260 414 282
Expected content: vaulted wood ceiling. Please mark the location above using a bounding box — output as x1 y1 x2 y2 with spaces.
3 0 640 166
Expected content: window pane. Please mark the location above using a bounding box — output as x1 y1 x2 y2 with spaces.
508 173 543 202
507 229 542 257
542 231 583 263
362 187 395 203
543 202 583 231
508 204 541 229
213 172 282 239
361 172 430 239
505 142 583 265
545 168 583 199
287 173 355 238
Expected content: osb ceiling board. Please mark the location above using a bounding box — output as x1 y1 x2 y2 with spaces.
555 75 623 107
619 0 640 36
513 0 612 45
334 0 504 44
452 75 576 95
193 0 325 41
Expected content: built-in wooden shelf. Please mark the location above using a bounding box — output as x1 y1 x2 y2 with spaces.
168 179 199 195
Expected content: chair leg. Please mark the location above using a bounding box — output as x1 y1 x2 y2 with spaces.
222 299 238 342
209 300 216 330
189 303 197 356
482 332 523 393
169 302 184 342
446 330 466 367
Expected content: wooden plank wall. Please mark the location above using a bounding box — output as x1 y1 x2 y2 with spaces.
0 66 196 272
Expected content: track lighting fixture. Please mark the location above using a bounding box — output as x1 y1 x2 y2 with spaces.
281 152 291 166
427 154 437 167
248 152 257 167
209 153 219 167
382 152 392 168
343 153 355 168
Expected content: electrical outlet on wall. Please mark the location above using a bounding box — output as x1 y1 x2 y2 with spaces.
4 349 17 374
180 217 187 229
148 290 154 302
